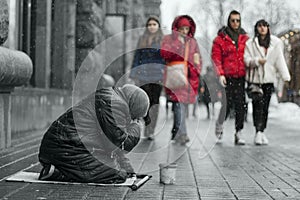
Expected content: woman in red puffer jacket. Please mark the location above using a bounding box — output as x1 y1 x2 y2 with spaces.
161 15 202 145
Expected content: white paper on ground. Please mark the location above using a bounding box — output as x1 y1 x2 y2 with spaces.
6 171 136 186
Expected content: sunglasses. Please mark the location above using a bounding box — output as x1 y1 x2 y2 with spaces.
230 19 241 23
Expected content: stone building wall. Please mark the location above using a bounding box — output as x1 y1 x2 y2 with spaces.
0 0 162 149
0 0 8 45
75 0 162 86
279 30 300 105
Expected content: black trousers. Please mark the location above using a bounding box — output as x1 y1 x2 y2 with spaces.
252 83 274 132
217 77 246 132
141 83 163 135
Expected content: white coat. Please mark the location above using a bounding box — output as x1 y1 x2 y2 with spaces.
244 35 291 84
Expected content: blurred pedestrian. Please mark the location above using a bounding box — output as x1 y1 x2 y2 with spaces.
212 10 249 145
129 16 165 140
244 19 291 145
38 84 149 183
161 15 202 145
193 67 221 119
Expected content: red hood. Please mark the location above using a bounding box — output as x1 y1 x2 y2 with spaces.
171 15 196 39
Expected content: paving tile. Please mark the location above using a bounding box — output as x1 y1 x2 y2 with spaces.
0 105 300 199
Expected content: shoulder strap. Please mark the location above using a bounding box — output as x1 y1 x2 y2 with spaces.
248 66 261 84
184 41 190 62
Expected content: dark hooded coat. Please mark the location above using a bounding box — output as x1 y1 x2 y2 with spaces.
39 86 146 183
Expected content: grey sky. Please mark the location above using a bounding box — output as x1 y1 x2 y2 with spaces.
160 0 300 31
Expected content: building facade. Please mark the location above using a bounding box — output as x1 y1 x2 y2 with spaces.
0 0 161 149
279 29 300 105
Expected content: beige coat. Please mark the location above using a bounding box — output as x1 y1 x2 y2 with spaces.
244 35 290 84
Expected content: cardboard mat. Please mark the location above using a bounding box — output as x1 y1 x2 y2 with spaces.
6 171 136 186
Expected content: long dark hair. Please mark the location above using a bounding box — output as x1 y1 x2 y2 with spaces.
254 19 270 48
138 16 164 48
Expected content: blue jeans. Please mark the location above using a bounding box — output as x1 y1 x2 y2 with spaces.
171 102 187 138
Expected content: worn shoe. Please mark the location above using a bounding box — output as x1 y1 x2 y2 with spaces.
38 164 55 180
175 134 190 145
215 122 223 140
261 133 269 145
183 135 190 143
235 131 245 145
171 132 176 140
147 134 154 140
254 131 263 145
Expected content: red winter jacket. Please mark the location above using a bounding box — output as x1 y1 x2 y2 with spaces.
161 15 202 103
211 27 249 78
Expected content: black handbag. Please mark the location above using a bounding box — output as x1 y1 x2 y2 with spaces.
246 67 263 101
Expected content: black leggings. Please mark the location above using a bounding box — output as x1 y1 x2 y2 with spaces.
252 83 274 132
141 83 162 133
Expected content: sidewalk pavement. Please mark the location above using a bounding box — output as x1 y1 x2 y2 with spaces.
0 103 299 200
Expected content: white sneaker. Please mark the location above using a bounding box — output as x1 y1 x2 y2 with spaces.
235 131 245 145
215 122 223 140
254 131 263 145
261 133 269 145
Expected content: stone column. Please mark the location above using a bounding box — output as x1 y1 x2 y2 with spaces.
0 47 33 149
0 92 11 149
34 0 52 88
51 0 76 89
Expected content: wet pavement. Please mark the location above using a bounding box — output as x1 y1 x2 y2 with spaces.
0 102 300 199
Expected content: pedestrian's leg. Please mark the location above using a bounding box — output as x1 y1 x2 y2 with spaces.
185 103 189 118
260 84 274 145
171 102 181 140
166 99 169 117
178 102 189 145
172 102 188 144
143 84 162 140
252 98 264 132
261 84 274 131
192 95 198 117
233 78 246 145
215 86 231 139
217 88 231 125
206 102 210 119
244 102 248 122
234 79 245 132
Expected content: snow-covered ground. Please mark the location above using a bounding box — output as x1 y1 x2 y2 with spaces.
160 94 300 124
268 94 300 124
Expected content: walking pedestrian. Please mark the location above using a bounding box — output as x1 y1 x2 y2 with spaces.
212 10 249 145
161 15 202 145
38 84 149 183
129 16 165 140
193 66 220 119
244 19 291 145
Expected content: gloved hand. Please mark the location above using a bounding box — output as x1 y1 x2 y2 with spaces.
219 75 227 87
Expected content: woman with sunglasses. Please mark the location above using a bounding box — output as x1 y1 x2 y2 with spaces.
244 19 290 145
